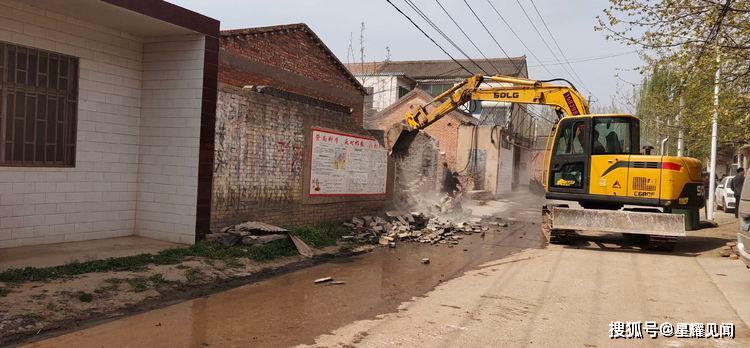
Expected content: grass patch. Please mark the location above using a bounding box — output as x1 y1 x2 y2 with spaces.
77 291 93 303
224 258 243 268
184 268 204 283
0 224 348 284
126 277 149 292
290 224 349 249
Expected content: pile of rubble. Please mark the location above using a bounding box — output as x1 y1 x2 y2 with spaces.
396 177 463 215
342 211 508 248
206 221 289 248
721 241 741 260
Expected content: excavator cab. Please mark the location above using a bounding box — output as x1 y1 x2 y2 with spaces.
547 114 641 208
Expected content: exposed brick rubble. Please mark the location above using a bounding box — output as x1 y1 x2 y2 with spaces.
206 221 289 248
342 212 508 248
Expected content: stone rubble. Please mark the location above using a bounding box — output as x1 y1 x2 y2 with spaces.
341 210 508 248
205 221 289 248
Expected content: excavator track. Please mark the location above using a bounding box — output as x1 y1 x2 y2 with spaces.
646 235 677 251
542 205 577 245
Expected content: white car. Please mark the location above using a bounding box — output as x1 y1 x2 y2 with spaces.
716 176 737 212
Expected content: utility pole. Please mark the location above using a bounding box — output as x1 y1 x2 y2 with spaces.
707 50 720 220
677 89 685 157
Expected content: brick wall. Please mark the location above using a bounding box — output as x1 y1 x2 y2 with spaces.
211 85 389 230
369 91 469 172
219 25 365 126
392 132 440 207
0 1 144 248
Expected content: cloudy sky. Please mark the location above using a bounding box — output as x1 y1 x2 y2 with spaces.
171 0 643 109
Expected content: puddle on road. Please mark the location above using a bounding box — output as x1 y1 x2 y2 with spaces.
33 219 544 348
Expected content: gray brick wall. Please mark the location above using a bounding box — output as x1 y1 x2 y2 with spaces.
211 84 390 230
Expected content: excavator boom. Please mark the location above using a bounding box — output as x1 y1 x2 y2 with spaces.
385 74 588 149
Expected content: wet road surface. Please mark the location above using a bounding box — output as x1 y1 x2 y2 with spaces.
31 203 545 347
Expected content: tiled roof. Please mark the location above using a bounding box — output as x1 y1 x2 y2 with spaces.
346 57 528 80
222 23 367 94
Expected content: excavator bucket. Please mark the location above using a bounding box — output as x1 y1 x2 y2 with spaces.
385 122 409 153
550 206 686 237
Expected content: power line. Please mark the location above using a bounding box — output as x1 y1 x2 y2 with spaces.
513 0 591 95
461 0 525 76
528 51 637 67
434 0 501 75
402 0 489 75
483 0 555 78
528 0 593 96
384 0 473 75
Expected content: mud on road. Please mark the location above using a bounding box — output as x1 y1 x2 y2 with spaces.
29 208 545 347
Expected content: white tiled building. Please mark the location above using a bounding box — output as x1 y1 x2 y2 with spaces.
0 0 219 248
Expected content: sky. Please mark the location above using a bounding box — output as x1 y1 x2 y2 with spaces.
170 0 643 109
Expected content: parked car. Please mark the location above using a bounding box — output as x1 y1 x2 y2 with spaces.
715 176 737 212
737 173 750 268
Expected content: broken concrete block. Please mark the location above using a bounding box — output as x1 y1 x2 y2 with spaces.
379 237 390 246
421 258 430 264
240 234 287 246
727 241 738 247
217 234 241 248
730 254 740 260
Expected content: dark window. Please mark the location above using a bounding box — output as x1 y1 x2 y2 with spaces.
0 41 78 166
554 121 586 155
398 86 410 98
592 117 632 155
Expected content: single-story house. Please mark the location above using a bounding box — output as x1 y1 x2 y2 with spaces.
0 0 219 247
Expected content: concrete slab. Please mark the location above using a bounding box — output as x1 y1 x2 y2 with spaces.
0 236 185 271
698 257 750 330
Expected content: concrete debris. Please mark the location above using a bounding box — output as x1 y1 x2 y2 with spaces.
290 234 314 258
723 241 741 260
240 234 287 246
207 221 290 248
221 221 288 236
421 258 430 264
314 277 333 283
342 210 507 248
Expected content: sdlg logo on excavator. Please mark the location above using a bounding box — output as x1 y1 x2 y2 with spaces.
494 92 520 98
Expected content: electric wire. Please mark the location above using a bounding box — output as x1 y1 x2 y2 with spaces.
384 0 473 75
513 0 591 95
483 0 555 78
461 0 524 76
402 0 489 75
434 0 501 75
528 0 593 96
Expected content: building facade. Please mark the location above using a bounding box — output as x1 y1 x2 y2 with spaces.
0 0 219 248
212 24 392 230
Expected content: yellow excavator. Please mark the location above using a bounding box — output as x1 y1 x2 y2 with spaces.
385 74 704 250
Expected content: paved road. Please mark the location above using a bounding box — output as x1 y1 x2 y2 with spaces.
29 194 750 347
308 210 750 347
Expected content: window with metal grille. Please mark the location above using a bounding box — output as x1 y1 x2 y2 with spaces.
0 42 78 167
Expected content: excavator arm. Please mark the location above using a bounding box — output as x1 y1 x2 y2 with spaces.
386 74 589 150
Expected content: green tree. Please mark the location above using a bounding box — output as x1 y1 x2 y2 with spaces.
597 0 750 160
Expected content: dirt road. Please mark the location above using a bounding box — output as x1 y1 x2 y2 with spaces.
29 195 750 347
